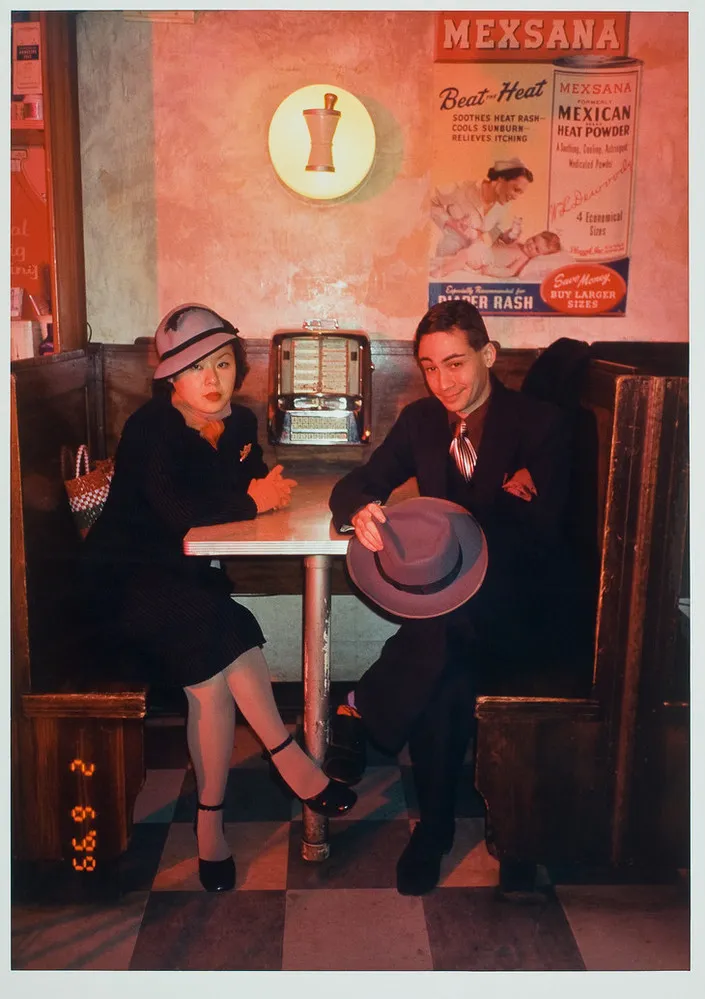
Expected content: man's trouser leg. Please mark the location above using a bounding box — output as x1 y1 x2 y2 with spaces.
355 615 449 755
407 642 476 843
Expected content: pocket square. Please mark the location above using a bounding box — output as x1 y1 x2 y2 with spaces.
502 467 537 502
240 443 252 462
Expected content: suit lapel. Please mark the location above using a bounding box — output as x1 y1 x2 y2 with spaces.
411 379 521 503
470 378 520 505
415 398 452 498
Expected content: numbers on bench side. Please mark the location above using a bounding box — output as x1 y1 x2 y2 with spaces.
69 758 98 873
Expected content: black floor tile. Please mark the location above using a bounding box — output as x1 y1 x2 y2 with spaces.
12 860 126 905
129 890 286 970
173 766 293 823
423 886 586 971
119 823 171 893
286 819 412 890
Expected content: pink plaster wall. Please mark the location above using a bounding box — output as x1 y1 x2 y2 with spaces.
150 10 687 347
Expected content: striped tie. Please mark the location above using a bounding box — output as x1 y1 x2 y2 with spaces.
450 420 477 481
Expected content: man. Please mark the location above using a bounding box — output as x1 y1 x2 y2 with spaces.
324 300 577 896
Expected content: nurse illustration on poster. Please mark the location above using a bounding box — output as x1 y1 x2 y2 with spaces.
430 157 533 263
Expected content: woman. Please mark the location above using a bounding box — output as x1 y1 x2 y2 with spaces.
431 157 534 259
83 304 356 892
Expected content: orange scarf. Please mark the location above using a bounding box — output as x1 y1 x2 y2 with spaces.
171 396 232 450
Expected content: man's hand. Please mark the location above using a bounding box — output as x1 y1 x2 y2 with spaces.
247 464 298 514
351 502 387 552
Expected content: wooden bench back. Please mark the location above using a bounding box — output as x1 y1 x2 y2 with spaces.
474 367 688 869
11 352 93 692
90 340 542 465
591 372 688 862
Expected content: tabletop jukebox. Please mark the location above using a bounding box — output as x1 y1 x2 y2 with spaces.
267 320 373 445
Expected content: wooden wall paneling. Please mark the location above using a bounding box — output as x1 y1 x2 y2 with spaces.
12 352 91 691
15 715 63 862
41 11 86 353
11 376 32 859
590 375 682 866
603 379 658 865
10 377 31 697
591 341 688 377
101 343 159 458
578 361 635 561
624 378 689 867
87 342 107 460
637 380 689 705
490 346 541 389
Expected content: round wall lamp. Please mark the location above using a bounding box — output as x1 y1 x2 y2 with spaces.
268 84 376 202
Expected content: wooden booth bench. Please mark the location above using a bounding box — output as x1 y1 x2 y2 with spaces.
474 360 689 891
10 338 688 896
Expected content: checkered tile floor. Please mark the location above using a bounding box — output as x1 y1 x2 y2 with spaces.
11 720 691 971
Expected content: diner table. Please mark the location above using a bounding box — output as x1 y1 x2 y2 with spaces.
183 470 352 861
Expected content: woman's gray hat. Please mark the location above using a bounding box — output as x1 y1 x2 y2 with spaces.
153 304 239 379
346 496 488 619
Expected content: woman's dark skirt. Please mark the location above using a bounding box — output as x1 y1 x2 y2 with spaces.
83 557 265 688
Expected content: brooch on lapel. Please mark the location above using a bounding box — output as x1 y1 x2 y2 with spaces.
239 443 252 463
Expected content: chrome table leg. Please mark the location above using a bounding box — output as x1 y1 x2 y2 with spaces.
301 554 332 860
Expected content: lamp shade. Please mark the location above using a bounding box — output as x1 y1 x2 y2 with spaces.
268 84 376 202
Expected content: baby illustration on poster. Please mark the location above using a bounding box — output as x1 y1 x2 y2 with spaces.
429 13 640 317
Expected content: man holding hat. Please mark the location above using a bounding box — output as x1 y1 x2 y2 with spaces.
324 299 575 896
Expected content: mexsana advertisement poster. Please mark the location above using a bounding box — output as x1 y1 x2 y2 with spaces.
429 11 640 317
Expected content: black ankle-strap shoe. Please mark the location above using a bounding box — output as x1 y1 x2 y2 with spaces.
266 733 358 817
194 801 236 892
322 709 367 786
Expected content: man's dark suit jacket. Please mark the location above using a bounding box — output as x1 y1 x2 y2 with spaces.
331 374 570 562
329 375 585 750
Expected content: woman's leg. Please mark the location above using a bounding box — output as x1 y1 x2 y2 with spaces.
184 671 235 862
224 647 328 800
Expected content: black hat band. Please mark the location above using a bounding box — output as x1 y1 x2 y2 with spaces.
373 547 463 596
159 326 238 362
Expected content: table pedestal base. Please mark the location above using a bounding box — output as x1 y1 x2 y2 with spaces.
301 554 332 861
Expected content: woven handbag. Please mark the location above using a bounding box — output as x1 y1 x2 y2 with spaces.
61 444 114 538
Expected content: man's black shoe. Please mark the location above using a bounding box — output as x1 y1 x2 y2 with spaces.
396 823 454 897
322 708 367 786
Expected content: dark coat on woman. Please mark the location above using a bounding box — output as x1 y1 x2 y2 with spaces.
83 396 269 687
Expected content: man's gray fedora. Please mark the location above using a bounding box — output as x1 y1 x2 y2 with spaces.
346 496 488 619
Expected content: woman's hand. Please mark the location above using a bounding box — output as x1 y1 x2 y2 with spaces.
351 502 387 552
247 464 298 514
